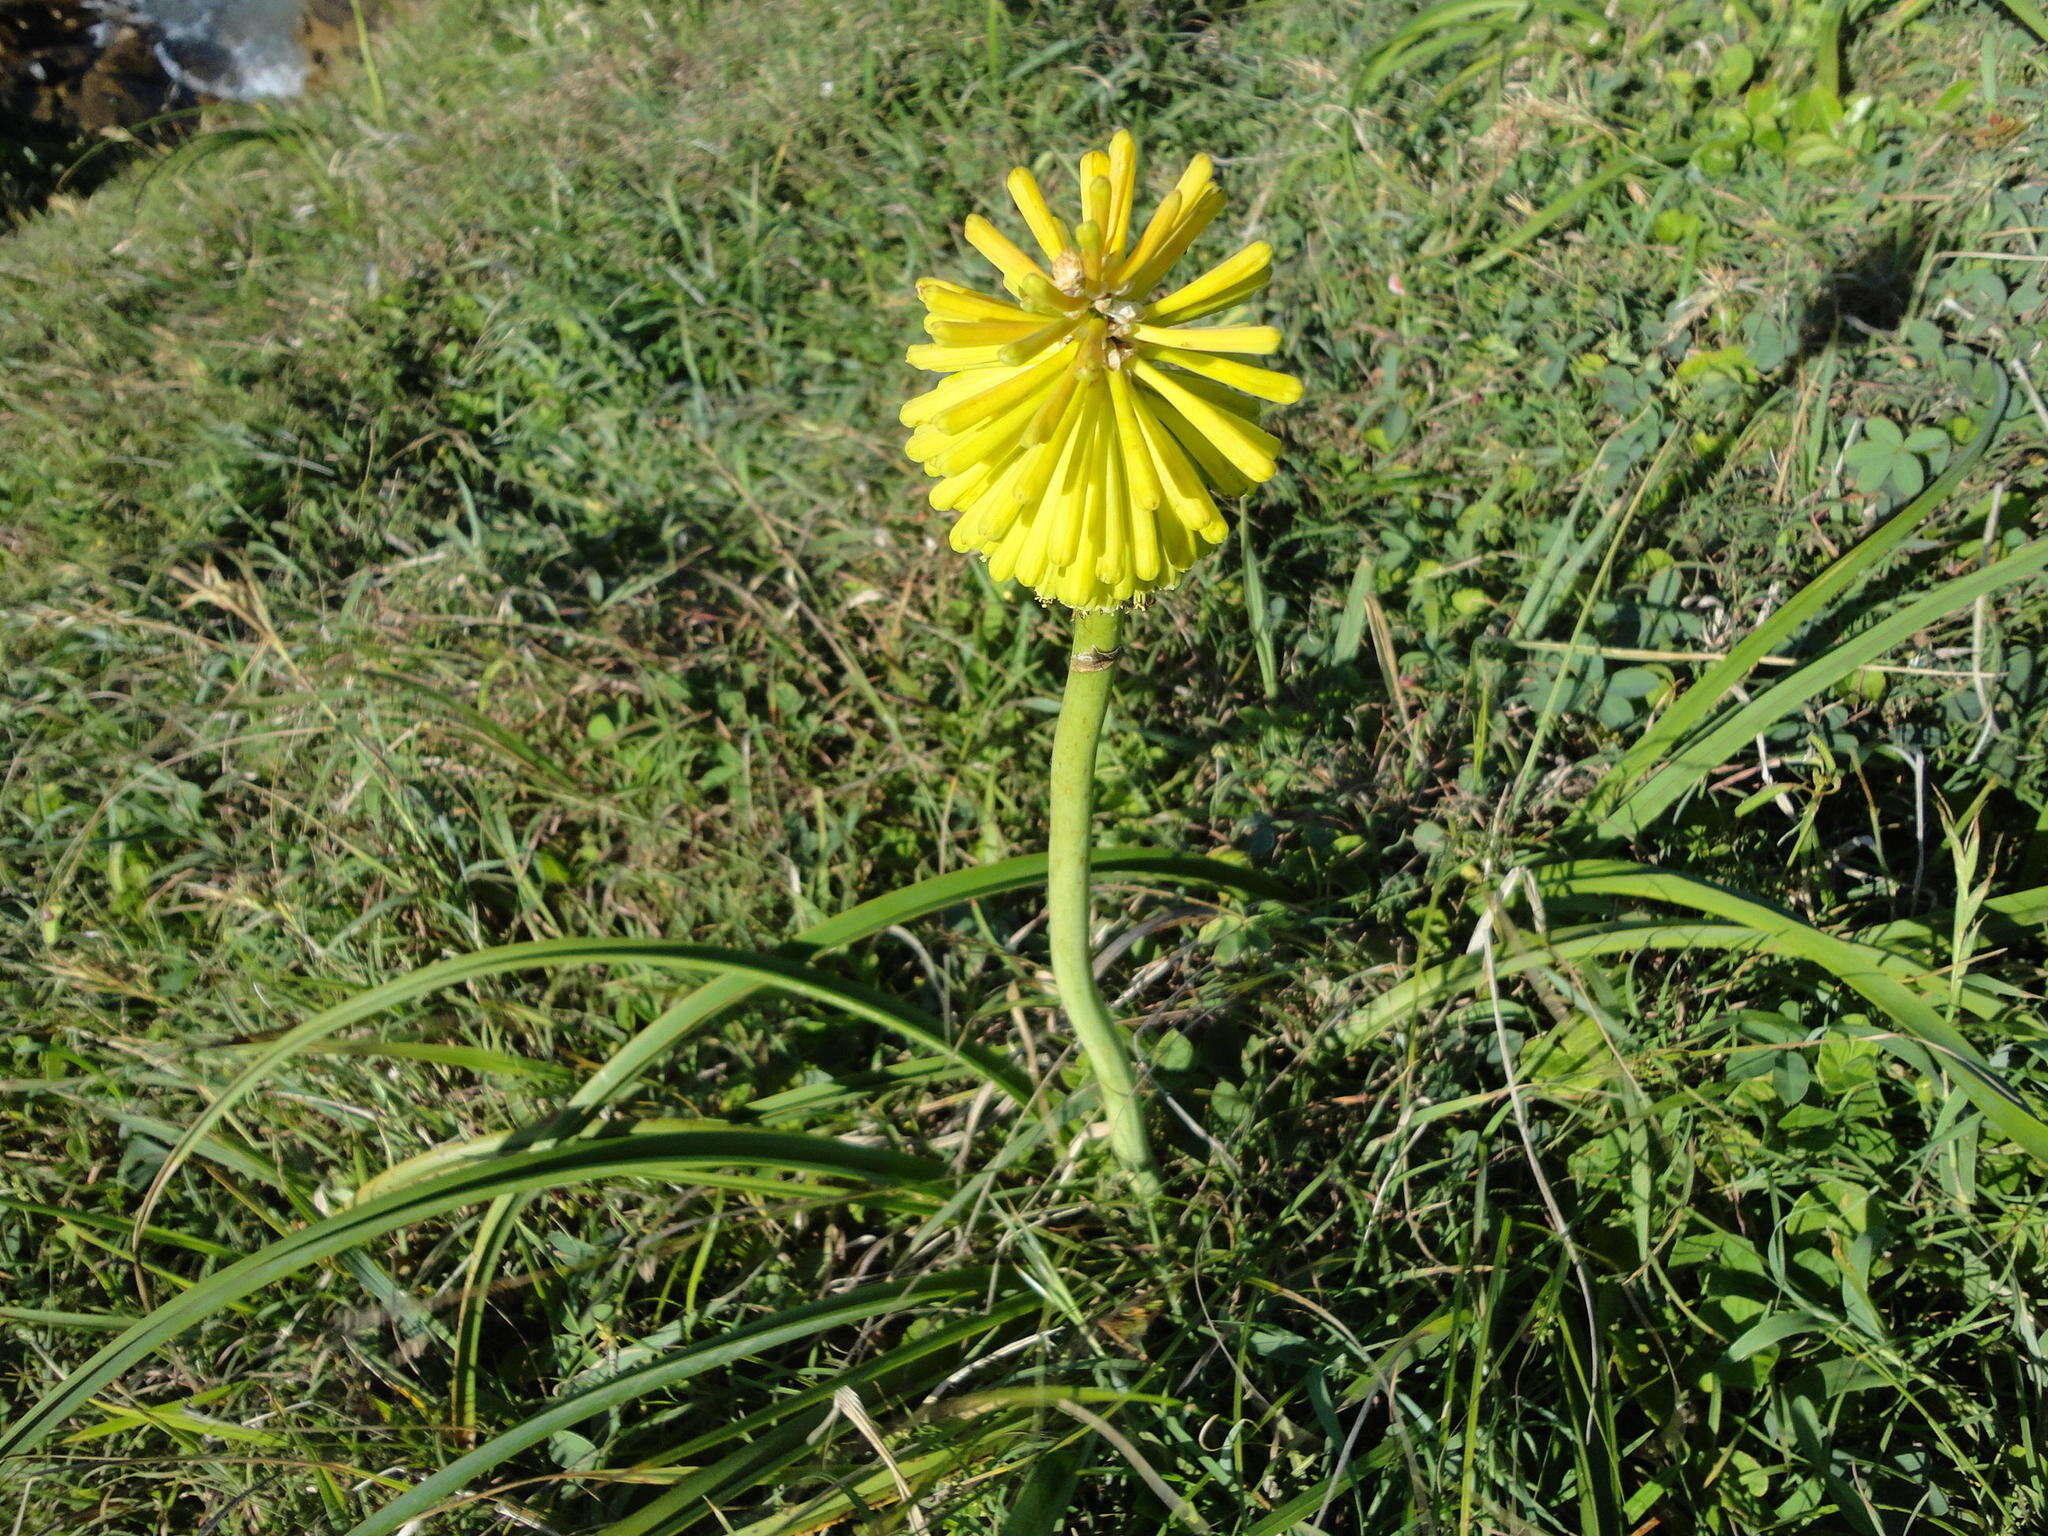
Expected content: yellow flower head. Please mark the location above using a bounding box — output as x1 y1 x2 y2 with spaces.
902 132 1300 610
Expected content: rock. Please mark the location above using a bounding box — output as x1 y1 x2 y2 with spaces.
0 2 184 138
0 0 373 139
1 0 374 217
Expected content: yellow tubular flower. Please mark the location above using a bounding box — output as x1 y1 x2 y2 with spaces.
903 132 1300 610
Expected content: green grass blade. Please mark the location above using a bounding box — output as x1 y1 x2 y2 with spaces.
0 1195 237 1259
1334 919 1760 1046
1995 0 2048 44
1468 137 1701 273
0 1129 941 1463
364 668 582 792
1341 905 2016 1049
1597 533 2048 837
224 1034 574 1082
350 1117 939 1209
1590 373 2009 832
340 1271 1002 1536
719 1427 1023 1536
580 1297 1043 1536
1243 1459 1373 1536
595 1416 827 1536
1355 0 1528 96
0 1306 139 1333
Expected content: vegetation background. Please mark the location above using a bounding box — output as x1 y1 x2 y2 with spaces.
8 0 2048 1531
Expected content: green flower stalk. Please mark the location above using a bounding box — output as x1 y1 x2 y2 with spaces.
902 132 1297 1188
1046 607 1155 1190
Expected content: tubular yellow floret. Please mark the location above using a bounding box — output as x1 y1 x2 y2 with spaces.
1016 271 1084 312
1025 366 1085 448
901 367 1008 428
1130 386 1225 537
904 132 1298 609
1081 157 1111 232
1144 241 1272 324
928 317 1044 345
999 312 1088 366
1146 386 1258 500
1128 324 1281 354
1007 168 1072 263
1053 388 1108 568
930 348 1070 433
1114 190 1183 291
918 280 1038 322
906 342 1013 373
1105 131 1137 254
1119 185 1225 300
1131 359 1277 483
1094 441 1130 585
964 214 1049 297
1148 275 1270 327
929 385 1050 477
1106 368 1162 512
1143 347 1304 404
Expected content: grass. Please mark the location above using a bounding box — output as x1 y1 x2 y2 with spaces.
8 0 2048 1530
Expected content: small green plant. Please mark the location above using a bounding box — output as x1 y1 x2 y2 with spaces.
1844 415 1953 501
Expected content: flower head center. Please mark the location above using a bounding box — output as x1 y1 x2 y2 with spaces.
1046 252 1147 369
1080 293 1141 370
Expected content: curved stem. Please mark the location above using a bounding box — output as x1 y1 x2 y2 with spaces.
1047 607 1158 1195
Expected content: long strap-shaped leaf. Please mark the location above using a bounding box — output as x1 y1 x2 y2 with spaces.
1337 900 2022 1046
1335 919 1764 1047
338 1273 1019 1536
138 850 1278 1244
1586 371 2010 838
134 939 1035 1241
0 1129 941 1464
447 848 1283 1431
598 1416 826 1536
1526 861 2048 1163
568 850 1287 1113
1596 535 2048 837
353 1118 944 1211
